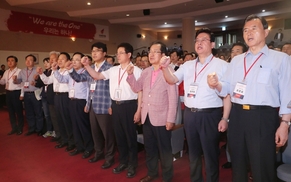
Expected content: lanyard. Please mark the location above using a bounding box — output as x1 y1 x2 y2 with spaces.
194 56 214 82
243 53 263 81
8 69 17 81
118 64 130 87
72 68 85 86
26 68 33 81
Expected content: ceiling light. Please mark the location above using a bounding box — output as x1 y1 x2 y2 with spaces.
164 22 167 25
71 37 76 41
222 26 226 31
262 10 266 12
225 15 228 18
195 20 198 23
126 14 130 17
164 35 168 40
142 35 146 38
87 2 91 5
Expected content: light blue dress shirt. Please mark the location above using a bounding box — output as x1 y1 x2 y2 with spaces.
174 54 228 108
54 68 88 100
219 45 291 115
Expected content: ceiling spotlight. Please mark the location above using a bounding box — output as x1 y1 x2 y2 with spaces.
262 9 266 12
225 15 228 18
164 22 167 25
126 14 130 17
71 37 76 41
195 20 198 23
164 35 168 40
87 2 91 5
222 26 226 31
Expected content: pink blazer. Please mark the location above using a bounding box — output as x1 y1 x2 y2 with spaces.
127 67 178 126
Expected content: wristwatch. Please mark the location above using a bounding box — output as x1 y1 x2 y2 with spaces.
221 117 229 123
281 120 291 127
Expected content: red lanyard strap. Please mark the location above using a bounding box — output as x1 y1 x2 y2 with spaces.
194 56 214 82
243 53 263 81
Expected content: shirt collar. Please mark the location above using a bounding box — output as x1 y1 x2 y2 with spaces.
245 44 269 58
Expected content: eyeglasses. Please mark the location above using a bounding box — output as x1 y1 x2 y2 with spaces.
91 49 103 53
148 51 161 54
115 52 127 56
194 38 211 44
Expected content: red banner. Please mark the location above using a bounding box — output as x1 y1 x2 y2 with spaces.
6 11 97 39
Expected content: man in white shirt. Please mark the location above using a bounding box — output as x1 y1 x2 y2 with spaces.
78 43 142 178
0 56 24 135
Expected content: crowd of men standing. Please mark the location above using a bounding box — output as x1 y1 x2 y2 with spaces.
1 14 291 182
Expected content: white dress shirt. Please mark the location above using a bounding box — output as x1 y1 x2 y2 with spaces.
0 67 22 91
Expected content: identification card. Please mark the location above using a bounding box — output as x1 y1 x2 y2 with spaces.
5 82 9 90
233 82 246 99
90 83 96 92
44 86 47 92
24 82 29 88
114 89 122 100
69 89 75 98
187 83 198 98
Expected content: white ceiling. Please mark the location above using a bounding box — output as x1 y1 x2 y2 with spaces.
5 0 291 32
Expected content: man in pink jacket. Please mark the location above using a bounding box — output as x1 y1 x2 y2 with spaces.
127 41 178 182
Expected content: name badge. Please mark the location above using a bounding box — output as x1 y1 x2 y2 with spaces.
114 89 122 100
24 82 29 88
44 86 48 92
90 83 96 92
233 82 246 99
69 89 75 98
187 83 198 98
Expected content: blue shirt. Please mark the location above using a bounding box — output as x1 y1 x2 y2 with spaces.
54 68 88 100
219 45 291 115
174 54 228 108
69 61 112 114
17 67 40 92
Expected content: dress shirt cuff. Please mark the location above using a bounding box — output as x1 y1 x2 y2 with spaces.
216 82 228 97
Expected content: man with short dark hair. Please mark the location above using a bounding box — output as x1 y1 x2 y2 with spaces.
282 43 291 56
208 14 291 182
0 56 24 135
160 28 230 182
78 42 142 178
127 41 177 182
169 50 180 71
66 42 116 169
14 54 44 136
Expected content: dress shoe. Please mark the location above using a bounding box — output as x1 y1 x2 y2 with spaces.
8 130 17 135
50 137 61 142
55 143 68 149
17 130 23 135
127 165 136 178
25 131 36 136
101 160 114 169
113 164 128 174
140 175 158 182
37 132 43 136
65 145 76 152
88 155 104 163
69 149 84 156
222 162 232 169
82 151 92 159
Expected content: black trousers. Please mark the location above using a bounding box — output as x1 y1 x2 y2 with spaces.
89 104 115 162
111 101 138 167
184 107 222 182
69 99 93 152
229 104 279 182
143 115 173 182
54 93 74 146
24 92 44 132
48 104 60 137
6 90 24 132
